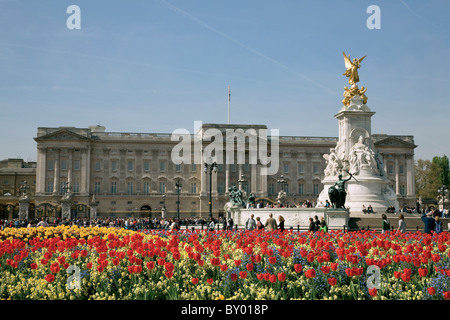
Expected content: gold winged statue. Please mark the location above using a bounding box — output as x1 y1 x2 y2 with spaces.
343 52 366 85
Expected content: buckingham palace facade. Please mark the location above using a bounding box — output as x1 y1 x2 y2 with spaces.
33 123 417 219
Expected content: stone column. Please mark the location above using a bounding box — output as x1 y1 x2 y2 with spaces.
68 149 73 186
406 154 414 197
80 148 88 194
395 155 400 196
260 165 268 197
36 146 47 194
225 164 230 194
53 148 60 194
251 164 257 194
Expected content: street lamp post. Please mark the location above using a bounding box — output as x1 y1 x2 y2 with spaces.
175 179 182 220
438 185 448 213
204 158 217 219
161 194 166 218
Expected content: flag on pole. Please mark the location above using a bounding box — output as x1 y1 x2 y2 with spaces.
228 85 230 124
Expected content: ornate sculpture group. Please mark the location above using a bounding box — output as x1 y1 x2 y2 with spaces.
342 52 368 107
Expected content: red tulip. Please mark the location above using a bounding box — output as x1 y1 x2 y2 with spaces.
246 263 254 272
230 273 238 282
269 274 277 283
427 287 436 296
87 262 92 269
146 261 155 270
294 263 303 273
277 272 286 282
319 264 330 273
401 273 410 282
268 256 277 264
239 271 247 279
191 277 199 285
30 262 38 270
45 274 55 283
418 268 428 277
443 291 450 300
305 269 316 279
369 288 377 297
234 259 241 267
206 278 214 285
327 277 337 286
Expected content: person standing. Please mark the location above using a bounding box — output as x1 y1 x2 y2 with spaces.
308 218 315 232
319 216 328 233
421 212 435 234
397 214 406 233
264 213 278 231
227 217 234 230
313 215 320 232
381 214 390 234
245 214 256 231
208 217 215 231
256 217 264 230
278 216 285 232
434 215 443 234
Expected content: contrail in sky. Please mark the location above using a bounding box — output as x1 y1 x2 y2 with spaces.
160 0 336 95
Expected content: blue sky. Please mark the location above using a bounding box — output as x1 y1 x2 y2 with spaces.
0 0 449 161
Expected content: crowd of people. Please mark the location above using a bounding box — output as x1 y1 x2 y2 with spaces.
247 199 317 209
242 213 327 233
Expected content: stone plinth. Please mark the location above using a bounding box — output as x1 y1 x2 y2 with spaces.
234 207 349 230
61 199 72 220
19 197 30 220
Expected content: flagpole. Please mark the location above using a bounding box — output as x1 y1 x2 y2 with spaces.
228 85 230 124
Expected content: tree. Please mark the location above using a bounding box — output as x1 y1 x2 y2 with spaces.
415 155 450 200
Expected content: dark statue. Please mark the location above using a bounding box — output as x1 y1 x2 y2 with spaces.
328 173 354 208
228 185 245 207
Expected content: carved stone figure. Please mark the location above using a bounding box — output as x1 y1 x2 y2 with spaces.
323 148 341 177
277 190 287 205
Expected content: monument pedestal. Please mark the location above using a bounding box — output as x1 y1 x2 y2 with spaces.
19 197 30 220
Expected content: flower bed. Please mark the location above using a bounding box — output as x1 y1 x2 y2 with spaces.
0 226 449 300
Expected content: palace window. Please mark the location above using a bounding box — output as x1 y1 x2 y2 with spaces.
269 183 275 195
48 160 54 171
144 161 150 172
143 182 150 194
298 163 304 174
111 161 118 172
46 181 53 193
61 160 67 171
313 183 319 195
111 182 117 194
159 182 166 194
94 182 101 194
191 182 197 194
298 184 304 195
313 164 319 174
73 160 80 171
127 182 133 194
128 161 134 171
